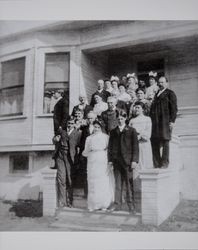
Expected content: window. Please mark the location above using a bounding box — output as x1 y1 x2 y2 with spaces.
137 58 165 86
43 53 70 113
0 57 25 117
10 153 29 173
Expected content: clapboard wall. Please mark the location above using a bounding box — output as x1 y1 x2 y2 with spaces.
81 51 108 103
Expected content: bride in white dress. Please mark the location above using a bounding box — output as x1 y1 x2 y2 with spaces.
82 120 114 211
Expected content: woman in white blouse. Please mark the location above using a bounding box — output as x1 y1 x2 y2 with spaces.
93 94 108 116
129 101 153 170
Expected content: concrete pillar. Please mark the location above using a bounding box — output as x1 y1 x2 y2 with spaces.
139 135 181 226
42 169 57 216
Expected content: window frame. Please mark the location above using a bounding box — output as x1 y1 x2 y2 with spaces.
0 51 30 120
9 152 33 174
36 47 71 117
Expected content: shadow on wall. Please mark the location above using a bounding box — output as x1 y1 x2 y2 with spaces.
17 183 41 200
0 166 48 200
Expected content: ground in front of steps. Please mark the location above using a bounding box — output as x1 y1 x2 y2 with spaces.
0 199 198 231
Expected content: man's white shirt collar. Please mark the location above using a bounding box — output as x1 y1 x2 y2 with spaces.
118 124 125 132
67 128 74 135
157 87 167 97
89 124 94 134
97 89 103 93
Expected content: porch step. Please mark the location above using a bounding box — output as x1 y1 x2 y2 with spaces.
50 207 140 231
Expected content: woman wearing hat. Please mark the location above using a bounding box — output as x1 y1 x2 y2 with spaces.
82 119 115 211
127 73 139 92
145 71 159 99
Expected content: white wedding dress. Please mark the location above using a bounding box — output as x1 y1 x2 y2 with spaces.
82 132 114 211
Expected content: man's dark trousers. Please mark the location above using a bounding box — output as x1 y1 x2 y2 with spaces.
113 157 135 209
56 149 73 207
151 138 170 168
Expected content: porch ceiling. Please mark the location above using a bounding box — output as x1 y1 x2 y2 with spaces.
83 34 198 57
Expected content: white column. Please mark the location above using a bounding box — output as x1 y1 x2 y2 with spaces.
42 169 57 216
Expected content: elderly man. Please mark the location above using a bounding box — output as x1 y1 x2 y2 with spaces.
71 95 92 119
150 76 178 168
90 79 111 107
101 96 120 134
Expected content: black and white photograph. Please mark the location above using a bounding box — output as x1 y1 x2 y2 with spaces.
0 18 198 232
0 0 198 249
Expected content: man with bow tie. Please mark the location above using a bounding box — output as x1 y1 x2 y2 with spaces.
108 110 139 213
150 76 178 169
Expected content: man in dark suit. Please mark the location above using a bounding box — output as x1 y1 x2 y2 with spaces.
90 79 111 107
79 111 96 197
53 90 69 135
56 117 81 208
51 90 69 169
150 76 178 168
108 111 139 213
101 96 119 134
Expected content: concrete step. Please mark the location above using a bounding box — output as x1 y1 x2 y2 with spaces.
72 188 141 212
50 207 140 231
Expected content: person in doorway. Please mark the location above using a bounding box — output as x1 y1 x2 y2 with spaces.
108 110 139 213
82 119 114 211
150 76 178 168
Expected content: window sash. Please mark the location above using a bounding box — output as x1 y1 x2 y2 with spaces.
0 57 25 117
43 52 70 114
45 53 69 83
1 57 25 89
0 85 24 117
10 153 29 173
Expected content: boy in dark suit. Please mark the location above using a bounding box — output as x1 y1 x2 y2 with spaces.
108 111 139 213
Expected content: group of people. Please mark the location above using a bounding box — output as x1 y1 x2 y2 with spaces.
51 71 178 214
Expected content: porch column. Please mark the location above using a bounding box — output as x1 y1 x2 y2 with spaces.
139 135 181 226
42 169 57 216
